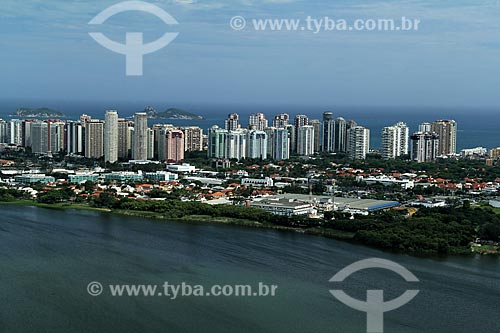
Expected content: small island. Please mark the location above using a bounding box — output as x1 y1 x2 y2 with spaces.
145 107 204 120
12 108 65 118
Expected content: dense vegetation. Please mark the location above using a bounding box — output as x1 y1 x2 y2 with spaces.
0 189 31 202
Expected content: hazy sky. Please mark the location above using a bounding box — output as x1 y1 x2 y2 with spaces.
1 0 499 107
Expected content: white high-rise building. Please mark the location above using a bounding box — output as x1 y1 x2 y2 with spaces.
381 122 409 159
347 126 370 160
272 128 290 161
227 129 247 160
104 110 119 163
322 112 335 152
334 117 347 153
7 120 22 145
297 125 315 156
133 113 149 161
65 121 84 154
247 130 267 159
49 121 65 153
249 113 268 131
208 126 228 159
264 127 275 158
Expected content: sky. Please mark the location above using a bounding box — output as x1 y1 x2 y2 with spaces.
1 0 499 108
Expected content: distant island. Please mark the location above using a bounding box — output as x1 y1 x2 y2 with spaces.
145 107 204 120
12 108 65 118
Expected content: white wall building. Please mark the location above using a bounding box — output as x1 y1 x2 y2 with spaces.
381 122 409 159
104 110 119 163
347 126 370 160
297 125 315 156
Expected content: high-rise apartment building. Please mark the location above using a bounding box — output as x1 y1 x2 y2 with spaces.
489 148 500 160
225 113 240 131
158 129 185 163
104 110 119 163
133 113 148 160
85 120 104 159
227 129 247 160
285 124 295 154
294 115 309 152
182 126 204 152
48 121 65 154
297 125 315 156
272 128 290 161
247 130 267 159
334 117 347 153
432 120 457 156
208 126 228 159
65 121 84 155
117 119 131 160
22 120 35 147
0 120 7 143
249 113 268 131
347 126 370 160
147 128 155 160
411 132 440 163
419 122 432 132
30 122 49 154
381 122 409 159
7 120 22 145
272 113 290 128
322 112 335 152
310 119 321 153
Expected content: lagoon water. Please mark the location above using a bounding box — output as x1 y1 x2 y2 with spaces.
1 206 499 333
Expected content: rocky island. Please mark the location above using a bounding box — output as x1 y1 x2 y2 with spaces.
145 106 204 120
12 108 65 118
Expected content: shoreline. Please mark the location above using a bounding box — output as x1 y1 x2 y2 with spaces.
0 200 496 256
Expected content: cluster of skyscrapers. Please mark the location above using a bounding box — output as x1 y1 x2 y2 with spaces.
208 112 370 161
0 111 458 163
208 112 457 162
0 112 204 163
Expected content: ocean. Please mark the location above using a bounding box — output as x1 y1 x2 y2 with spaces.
0 98 498 150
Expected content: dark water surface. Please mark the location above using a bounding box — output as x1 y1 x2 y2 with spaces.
0 206 499 333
